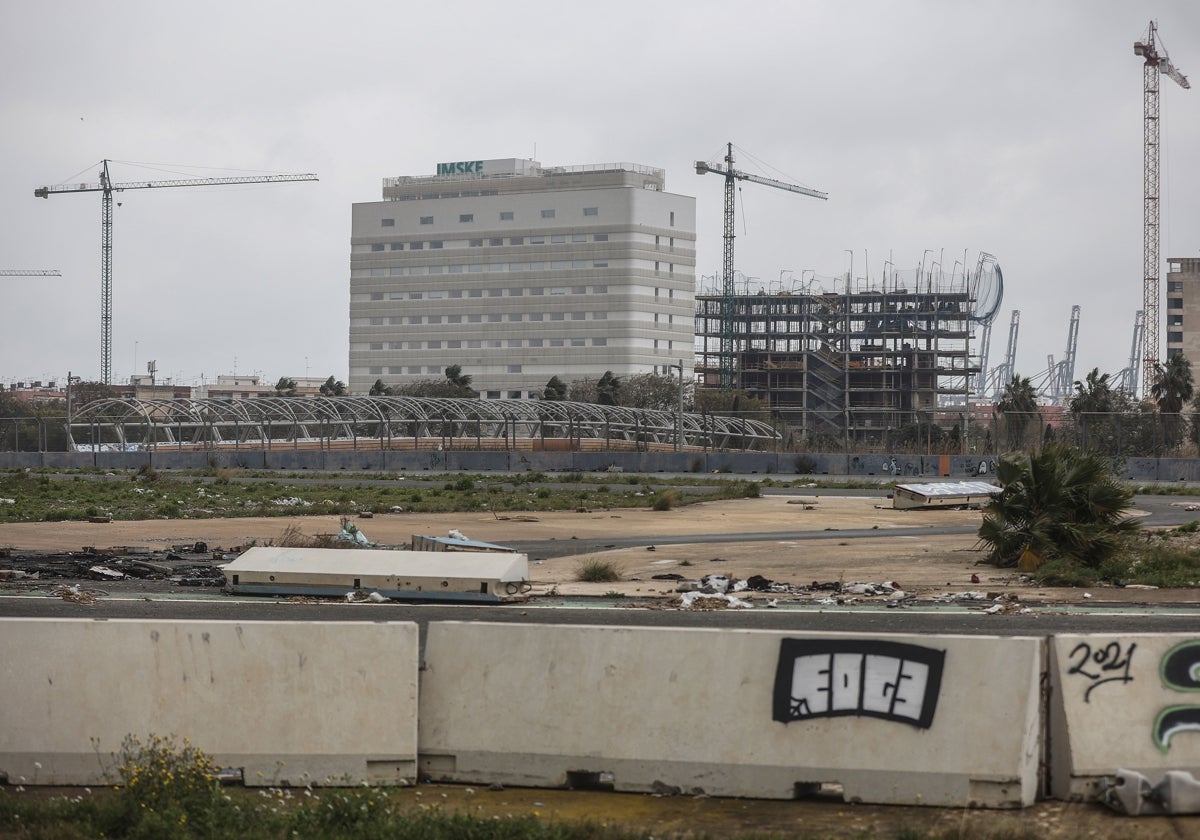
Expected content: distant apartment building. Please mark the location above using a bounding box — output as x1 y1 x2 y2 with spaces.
1166 257 1200 370
348 158 696 397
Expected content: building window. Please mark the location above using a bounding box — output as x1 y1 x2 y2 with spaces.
550 287 565 295
507 365 523 373
430 240 444 249
583 207 598 216
529 338 543 347
487 314 502 322
593 261 608 268
382 218 395 227
571 339 585 347
572 233 587 243
428 340 442 349
370 317 383 325
594 233 608 242
469 264 484 273
592 285 607 294
500 211 514 221
551 234 566 244
486 390 501 399
449 266 464 274
592 338 607 346
410 241 424 250
489 237 503 246
459 214 474 223
369 366 383 375
468 314 482 322
507 313 521 321
468 340 481 348
507 339 521 347
1168 298 1184 309
370 292 383 301
541 209 555 219
530 235 545 244
420 216 433 225
369 342 383 350
670 211 675 226
571 312 585 320
469 239 483 247
550 339 564 347
510 236 524 245
550 313 565 321
572 286 586 294
390 243 403 251
1169 331 1184 344
1168 281 1184 292
571 260 587 268
371 243 384 252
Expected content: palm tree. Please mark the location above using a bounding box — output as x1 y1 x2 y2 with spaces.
1151 354 1194 448
319 376 346 396
997 374 1038 451
978 443 1140 572
274 377 297 396
543 376 567 401
597 371 621 406
1069 368 1114 450
443 365 476 397
368 379 393 396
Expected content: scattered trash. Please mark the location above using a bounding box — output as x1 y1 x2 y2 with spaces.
86 566 125 581
49 584 101 605
678 591 752 610
336 520 374 546
448 528 468 541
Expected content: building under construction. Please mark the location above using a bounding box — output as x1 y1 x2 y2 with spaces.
696 263 995 443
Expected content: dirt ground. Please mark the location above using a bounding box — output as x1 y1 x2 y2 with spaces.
0 494 1191 606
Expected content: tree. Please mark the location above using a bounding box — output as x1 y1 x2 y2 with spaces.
1069 368 1112 450
596 371 620 406
978 443 1140 573
368 379 393 396
442 365 476 397
319 376 346 396
619 372 687 412
997 374 1038 451
274 377 297 396
1151 353 1194 448
543 376 567 401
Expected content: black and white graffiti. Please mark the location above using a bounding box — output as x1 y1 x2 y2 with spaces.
1154 640 1200 753
772 639 945 729
1066 640 1137 702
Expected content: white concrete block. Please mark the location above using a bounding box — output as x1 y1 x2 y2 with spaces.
1050 633 1200 800
0 619 419 786
419 623 1043 807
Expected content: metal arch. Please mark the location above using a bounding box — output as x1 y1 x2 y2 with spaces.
67 396 781 452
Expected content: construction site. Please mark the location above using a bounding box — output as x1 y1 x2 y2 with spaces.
694 257 1000 444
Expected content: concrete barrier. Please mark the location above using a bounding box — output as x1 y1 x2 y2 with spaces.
1049 633 1200 800
0 619 419 787
419 623 1043 807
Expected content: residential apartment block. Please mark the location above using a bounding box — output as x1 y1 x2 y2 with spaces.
1166 256 1200 369
349 158 696 397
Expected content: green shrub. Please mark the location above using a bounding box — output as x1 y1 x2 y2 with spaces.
652 490 679 511
536 488 552 499
794 455 817 474
576 559 620 582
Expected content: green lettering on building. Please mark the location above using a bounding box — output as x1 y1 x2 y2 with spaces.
437 160 484 176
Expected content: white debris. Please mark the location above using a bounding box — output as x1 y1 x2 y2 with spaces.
271 496 312 507
448 528 468 541
1083 592 1093 599
0 498 14 504
698 574 730 594
679 591 752 609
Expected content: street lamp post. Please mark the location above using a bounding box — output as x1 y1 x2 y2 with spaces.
669 360 686 452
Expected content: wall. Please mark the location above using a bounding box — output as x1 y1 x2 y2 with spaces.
0 619 419 787
419 623 1043 808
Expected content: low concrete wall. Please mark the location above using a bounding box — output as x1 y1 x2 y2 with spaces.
0 619 419 787
1049 633 1200 800
419 623 1043 807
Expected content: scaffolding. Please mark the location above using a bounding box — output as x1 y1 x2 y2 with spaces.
695 265 981 443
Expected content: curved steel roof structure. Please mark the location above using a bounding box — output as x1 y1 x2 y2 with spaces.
70 397 780 452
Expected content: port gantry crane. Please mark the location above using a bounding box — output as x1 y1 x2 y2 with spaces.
696 143 827 390
1118 311 1146 395
34 160 318 384
1134 21 1190 396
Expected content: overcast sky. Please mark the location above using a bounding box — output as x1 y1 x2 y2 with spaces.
2 1 1197 395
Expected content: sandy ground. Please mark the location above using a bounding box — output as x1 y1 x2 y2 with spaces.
2 494 1192 606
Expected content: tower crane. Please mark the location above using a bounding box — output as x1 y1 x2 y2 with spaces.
696 143 827 389
1134 21 1190 395
34 160 318 384
0 270 61 277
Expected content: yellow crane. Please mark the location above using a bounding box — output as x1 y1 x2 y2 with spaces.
696 143 826 389
35 160 318 383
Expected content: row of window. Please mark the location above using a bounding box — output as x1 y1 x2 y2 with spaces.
364 285 610 300
354 260 678 278
356 311 616 325
383 208 603 228
360 337 677 351
369 233 611 251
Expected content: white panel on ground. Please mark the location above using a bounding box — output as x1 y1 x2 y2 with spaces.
419 623 1043 807
0 619 419 786
1049 633 1200 800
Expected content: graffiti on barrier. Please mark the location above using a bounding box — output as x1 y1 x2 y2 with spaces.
1154 640 1200 753
1067 640 1137 702
772 639 945 729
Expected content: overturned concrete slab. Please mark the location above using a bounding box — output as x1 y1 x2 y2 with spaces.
222 546 529 602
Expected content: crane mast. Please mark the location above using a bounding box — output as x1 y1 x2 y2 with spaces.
1134 21 1190 396
696 143 826 389
35 160 318 384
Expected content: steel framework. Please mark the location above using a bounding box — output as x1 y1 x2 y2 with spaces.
68 397 781 453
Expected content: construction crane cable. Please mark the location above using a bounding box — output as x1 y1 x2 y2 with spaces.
735 144 821 192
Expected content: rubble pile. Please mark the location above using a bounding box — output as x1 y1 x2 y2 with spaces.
0 542 232 590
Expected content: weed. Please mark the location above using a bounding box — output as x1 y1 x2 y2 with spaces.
576 559 620 582
652 490 679 511
602 590 623 599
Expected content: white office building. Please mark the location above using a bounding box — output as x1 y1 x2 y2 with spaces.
348 158 696 397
